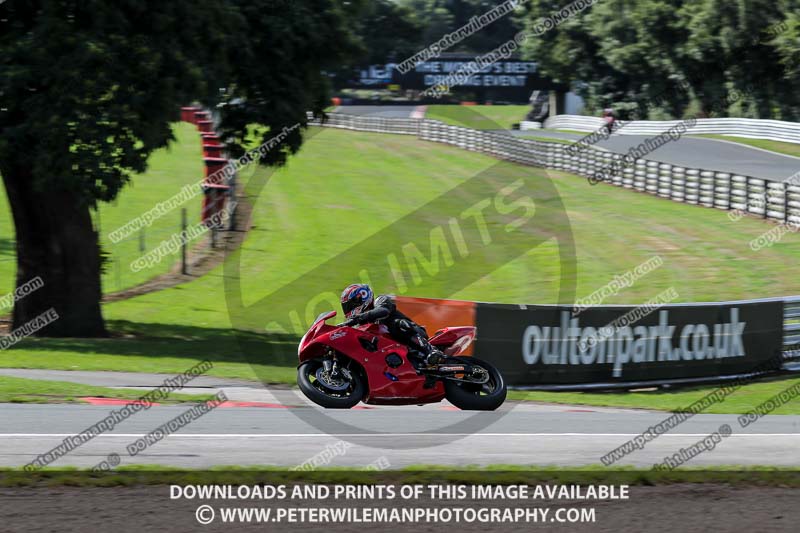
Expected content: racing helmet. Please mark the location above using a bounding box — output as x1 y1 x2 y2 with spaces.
340 284 374 319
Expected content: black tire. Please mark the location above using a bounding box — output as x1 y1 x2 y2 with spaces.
444 357 507 411
297 359 365 409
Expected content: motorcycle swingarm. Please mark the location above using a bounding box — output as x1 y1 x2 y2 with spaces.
426 360 474 375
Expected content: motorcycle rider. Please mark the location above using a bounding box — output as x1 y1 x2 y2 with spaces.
602 107 616 134
339 283 442 365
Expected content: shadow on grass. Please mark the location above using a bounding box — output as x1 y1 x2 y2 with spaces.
6 320 301 369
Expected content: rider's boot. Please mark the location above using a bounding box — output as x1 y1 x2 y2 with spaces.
409 334 442 366
423 346 443 365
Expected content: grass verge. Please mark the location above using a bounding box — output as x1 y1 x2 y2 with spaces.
0 375 215 404
1 466 799 487
508 373 800 415
534 128 590 135
425 105 530 130
0 321 293 384
0 122 203 297
691 134 800 158
519 135 574 144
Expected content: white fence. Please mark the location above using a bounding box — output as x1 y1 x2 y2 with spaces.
785 297 800 361
312 113 800 228
544 114 800 144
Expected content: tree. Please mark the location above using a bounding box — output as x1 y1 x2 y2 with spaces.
444 0 526 52
324 0 421 90
400 0 456 46
355 0 421 64
0 0 360 336
397 0 526 54
520 0 800 119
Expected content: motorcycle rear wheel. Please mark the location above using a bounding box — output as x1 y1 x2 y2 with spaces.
297 359 365 409
444 357 507 411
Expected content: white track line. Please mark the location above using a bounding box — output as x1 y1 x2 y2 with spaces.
1 433 799 438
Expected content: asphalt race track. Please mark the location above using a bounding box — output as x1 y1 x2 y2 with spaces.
330 105 423 119
510 129 800 182
2 398 799 469
331 105 800 182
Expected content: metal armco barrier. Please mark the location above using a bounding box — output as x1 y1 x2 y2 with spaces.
784 296 800 370
471 298 798 389
544 114 800 145
311 113 800 228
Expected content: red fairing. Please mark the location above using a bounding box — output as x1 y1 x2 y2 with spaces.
297 312 477 405
297 311 337 357
430 326 476 355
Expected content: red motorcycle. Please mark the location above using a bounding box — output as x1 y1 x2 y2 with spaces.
297 311 506 410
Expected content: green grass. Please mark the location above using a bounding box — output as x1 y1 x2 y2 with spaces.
0 184 16 295
0 375 214 404
537 128 592 135
2 466 800 486
0 122 204 299
509 374 800 414
0 321 289 383
100 128 800 320
519 135 574 144
1 127 799 413
98 122 204 292
691 134 800 158
425 104 530 130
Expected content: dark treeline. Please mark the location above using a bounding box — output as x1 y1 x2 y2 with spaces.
519 0 800 120
359 0 800 120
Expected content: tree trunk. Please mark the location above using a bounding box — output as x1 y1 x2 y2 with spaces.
2 167 107 337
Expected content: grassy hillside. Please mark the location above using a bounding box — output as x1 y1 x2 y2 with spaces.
425 105 530 130
2 127 799 412
103 126 800 327
0 122 204 301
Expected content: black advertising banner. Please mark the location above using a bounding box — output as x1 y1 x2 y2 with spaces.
474 300 785 386
348 58 564 94
397 59 546 90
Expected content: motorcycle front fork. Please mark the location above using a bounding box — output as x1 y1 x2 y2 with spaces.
322 349 353 381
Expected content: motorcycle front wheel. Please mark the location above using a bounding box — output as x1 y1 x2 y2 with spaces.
444 357 507 411
297 359 366 409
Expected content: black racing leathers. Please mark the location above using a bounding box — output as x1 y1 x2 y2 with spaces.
347 295 435 358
